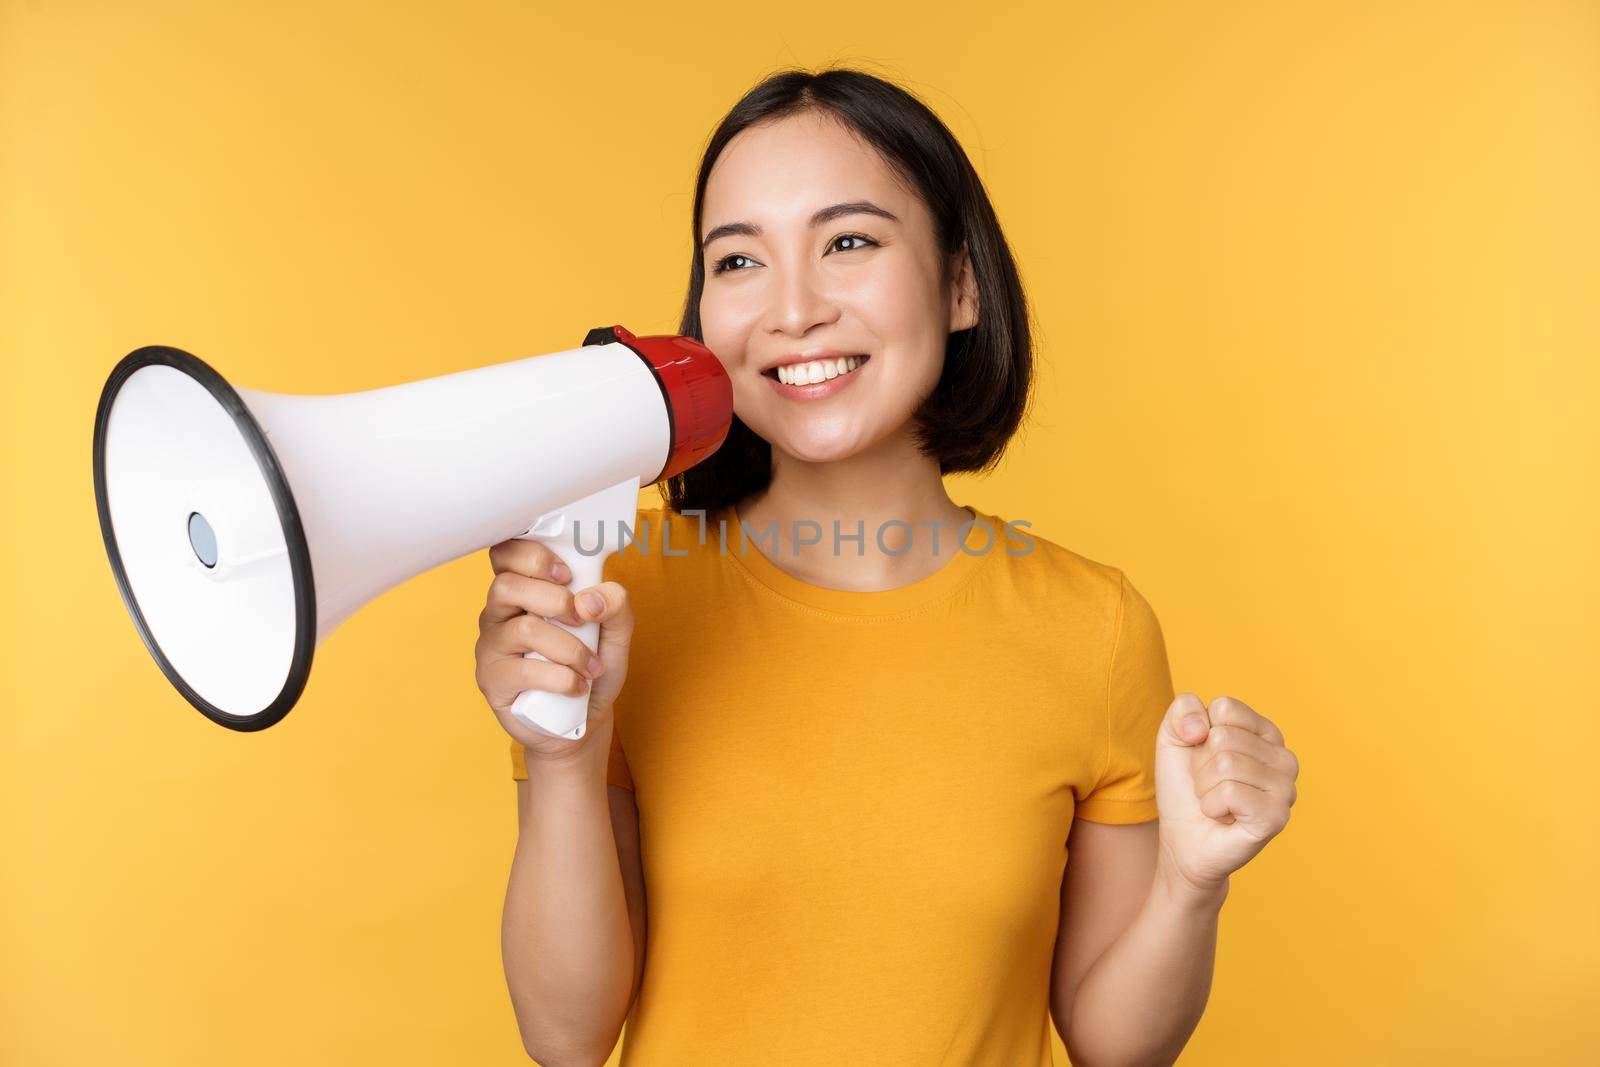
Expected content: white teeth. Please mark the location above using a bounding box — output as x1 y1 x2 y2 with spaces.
776 355 867 385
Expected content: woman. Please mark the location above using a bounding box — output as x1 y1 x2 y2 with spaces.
477 68 1299 1067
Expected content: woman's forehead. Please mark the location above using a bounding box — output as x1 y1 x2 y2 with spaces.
703 112 913 228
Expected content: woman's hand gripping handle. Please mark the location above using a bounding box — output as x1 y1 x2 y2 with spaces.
507 477 642 740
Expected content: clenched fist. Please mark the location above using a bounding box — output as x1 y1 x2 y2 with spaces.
1154 692 1300 898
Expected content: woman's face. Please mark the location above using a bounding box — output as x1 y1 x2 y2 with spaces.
697 109 977 464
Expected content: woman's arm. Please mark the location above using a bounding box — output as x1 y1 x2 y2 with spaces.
504 747 638 1067
1050 818 1224 1067
1053 691 1297 1067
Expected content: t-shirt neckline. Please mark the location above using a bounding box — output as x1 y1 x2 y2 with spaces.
717 502 994 618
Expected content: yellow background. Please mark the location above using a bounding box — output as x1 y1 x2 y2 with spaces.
3 1 1595 1063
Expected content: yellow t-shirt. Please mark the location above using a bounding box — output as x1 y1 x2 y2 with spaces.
511 503 1175 1065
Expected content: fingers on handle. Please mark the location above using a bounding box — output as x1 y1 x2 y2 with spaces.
574 581 634 648
482 654 590 705
482 570 580 627
488 538 559 576
487 614 601 675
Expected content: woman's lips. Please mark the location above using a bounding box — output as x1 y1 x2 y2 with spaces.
762 355 870 401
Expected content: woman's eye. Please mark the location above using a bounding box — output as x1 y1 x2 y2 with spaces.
711 254 754 275
830 233 877 254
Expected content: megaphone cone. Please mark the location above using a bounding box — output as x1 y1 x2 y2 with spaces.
92 325 731 738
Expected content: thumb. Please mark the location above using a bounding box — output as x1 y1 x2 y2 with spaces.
573 580 634 707
1161 691 1212 747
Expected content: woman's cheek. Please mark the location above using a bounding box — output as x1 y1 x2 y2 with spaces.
855 262 930 334
698 300 757 370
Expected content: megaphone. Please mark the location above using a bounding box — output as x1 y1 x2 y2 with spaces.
92 324 732 740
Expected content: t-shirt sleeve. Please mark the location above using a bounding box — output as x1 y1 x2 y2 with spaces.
510 725 635 791
1075 570 1175 825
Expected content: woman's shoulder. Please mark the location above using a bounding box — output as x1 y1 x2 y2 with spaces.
974 507 1133 612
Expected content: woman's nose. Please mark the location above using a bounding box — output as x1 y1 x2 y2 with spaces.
765 264 839 337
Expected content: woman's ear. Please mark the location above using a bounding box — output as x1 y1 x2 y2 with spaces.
948 244 980 332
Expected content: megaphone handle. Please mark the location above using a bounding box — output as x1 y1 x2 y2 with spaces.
505 475 641 741
508 544 610 740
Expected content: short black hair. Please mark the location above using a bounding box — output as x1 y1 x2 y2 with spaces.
662 66 1035 516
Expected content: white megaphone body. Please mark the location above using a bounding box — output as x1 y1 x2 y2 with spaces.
92 324 732 739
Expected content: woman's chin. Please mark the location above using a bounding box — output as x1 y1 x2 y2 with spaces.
771 430 870 466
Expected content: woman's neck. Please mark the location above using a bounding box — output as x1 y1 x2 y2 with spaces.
733 432 975 592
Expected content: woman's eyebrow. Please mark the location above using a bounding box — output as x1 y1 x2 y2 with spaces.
700 200 900 250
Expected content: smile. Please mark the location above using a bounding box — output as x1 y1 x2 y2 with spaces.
764 354 870 386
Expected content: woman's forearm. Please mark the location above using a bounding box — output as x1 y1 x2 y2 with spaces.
503 758 635 1067
1064 864 1228 1067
